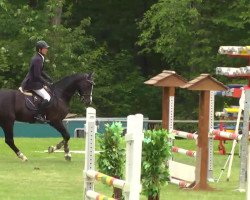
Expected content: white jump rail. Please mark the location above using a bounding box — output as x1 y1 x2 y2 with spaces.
86 190 116 200
209 129 242 141
170 178 191 188
172 130 198 140
172 146 196 157
86 170 127 190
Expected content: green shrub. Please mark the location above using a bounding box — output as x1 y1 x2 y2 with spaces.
142 129 172 200
97 122 125 199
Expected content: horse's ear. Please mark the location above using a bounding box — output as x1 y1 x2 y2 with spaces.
88 72 94 79
87 72 95 85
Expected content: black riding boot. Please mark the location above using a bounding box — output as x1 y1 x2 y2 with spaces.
35 99 50 123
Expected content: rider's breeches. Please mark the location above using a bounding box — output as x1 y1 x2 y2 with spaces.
33 88 51 101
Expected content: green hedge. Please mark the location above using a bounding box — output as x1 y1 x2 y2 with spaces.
97 122 125 199
142 129 172 200
97 124 172 200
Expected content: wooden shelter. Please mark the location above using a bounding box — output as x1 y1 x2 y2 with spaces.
182 74 228 190
144 70 187 129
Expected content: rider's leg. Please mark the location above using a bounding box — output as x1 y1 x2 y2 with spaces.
33 88 51 122
34 88 51 101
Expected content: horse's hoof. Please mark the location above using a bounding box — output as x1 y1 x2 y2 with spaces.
48 146 55 153
17 152 28 162
65 156 71 161
22 157 28 162
64 153 72 161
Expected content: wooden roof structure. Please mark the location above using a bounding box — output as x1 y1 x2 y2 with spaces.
181 74 228 91
144 70 187 130
144 71 227 191
144 70 187 87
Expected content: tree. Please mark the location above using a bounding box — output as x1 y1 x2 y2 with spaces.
138 0 250 76
0 1 106 115
138 0 250 119
63 0 160 117
0 1 155 117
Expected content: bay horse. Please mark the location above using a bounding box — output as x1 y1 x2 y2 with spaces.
0 73 94 161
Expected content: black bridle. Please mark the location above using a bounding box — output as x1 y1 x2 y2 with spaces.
79 80 94 103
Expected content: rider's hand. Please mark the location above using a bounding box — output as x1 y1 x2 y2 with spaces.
46 82 53 86
44 82 52 89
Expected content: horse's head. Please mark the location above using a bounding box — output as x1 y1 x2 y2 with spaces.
78 73 94 105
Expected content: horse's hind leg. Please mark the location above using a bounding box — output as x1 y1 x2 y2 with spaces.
49 121 71 161
2 121 28 161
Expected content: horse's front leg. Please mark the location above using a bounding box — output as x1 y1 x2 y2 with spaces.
49 121 71 161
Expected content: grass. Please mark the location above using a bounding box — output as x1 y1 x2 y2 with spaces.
0 137 246 200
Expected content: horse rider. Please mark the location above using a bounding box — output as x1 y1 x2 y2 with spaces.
21 40 53 122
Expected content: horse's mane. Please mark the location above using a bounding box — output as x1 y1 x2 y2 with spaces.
53 73 91 90
51 73 92 99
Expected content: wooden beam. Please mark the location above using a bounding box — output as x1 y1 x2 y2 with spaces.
192 91 213 190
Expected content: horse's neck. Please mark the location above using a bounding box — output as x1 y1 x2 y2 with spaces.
54 76 80 104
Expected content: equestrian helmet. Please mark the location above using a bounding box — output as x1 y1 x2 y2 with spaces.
36 40 50 51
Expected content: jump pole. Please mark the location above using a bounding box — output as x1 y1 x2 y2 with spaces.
83 107 97 197
240 89 250 193
247 92 250 200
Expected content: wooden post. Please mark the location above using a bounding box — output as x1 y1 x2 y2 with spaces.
181 74 227 190
192 91 212 190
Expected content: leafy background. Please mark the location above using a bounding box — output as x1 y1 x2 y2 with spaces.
0 0 250 119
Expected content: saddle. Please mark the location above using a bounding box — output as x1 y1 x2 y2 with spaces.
18 87 51 111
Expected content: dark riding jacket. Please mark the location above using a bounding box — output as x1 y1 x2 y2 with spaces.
21 53 51 90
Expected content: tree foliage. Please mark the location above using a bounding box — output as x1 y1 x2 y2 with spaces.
138 0 250 77
0 1 102 84
0 0 250 119
0 1 149 116
138 0 250 118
